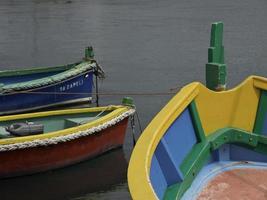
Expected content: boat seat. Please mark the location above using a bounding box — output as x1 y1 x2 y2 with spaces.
65 117 100 128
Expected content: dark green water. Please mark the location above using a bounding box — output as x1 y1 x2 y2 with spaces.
0 0 267 199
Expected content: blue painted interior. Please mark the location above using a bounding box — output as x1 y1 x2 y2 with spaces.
213 144 230 161
150 155 168 200
154 139 184 185
209 144 267 163
0 71 65 84
149 101 267 199
181 144 267 199
150 108 197 199
230 144 267 162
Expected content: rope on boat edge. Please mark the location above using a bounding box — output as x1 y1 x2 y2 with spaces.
0 109 135 152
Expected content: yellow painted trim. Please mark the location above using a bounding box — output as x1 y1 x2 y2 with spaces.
128 83 199 199
195 76 260 135
128 76 267 199
0 105 130 145
253 76 267 90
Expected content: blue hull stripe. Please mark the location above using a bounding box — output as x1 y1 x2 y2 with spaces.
0 71 93 114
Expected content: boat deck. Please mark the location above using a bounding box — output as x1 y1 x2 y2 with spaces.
0 111 109 138
197 168 267 200
182 162 267 200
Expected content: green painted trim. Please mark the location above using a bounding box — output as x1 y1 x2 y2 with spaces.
0 62 81 78
189 101 206 142
209 128 258 150
253 90 267 134
180 143 209 175
164 101 209 199
208 22 224 64
85 46 94 59
164 142 210 200
1 61 95 93
163 127 267 200
205 63 227 90
206 22 227 91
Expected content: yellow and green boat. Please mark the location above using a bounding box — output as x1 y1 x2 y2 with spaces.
128 22 267 200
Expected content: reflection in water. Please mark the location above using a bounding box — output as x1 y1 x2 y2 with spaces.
0 149 128 200
74 183 131 200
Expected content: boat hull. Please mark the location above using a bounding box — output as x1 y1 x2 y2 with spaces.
128 76 267 200
0 71 94 115
0 118 128 178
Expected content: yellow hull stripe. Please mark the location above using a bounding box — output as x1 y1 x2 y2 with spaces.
0 105 130 145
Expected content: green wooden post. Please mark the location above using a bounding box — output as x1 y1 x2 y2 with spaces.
206 22 227 91
84 46 99 105
122 97 134 107
84 46 94 60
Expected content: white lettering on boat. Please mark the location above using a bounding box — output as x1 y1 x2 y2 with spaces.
59 80 84 92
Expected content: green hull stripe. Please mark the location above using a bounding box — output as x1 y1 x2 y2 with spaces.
189 101 206 142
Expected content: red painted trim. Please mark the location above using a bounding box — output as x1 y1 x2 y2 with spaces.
0 118 129 178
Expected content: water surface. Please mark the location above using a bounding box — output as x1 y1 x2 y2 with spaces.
1 0 267 199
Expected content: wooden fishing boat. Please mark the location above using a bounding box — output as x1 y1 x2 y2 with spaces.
0 104 134 178
128 22 267 200
0 47 104 115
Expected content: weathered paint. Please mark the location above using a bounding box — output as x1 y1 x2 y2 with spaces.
0 118 128 178
0 106 129 145
196 168 267 200
206 22 227 91
0 71 94 115
182 162 267 200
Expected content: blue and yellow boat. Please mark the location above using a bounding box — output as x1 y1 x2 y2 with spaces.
128 22 267 199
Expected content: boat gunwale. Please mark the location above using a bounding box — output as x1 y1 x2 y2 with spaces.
0 69 94 95
0 97 92 115
127 75 267 200
0 61 81 78
0 105 132 145
0 61 96 94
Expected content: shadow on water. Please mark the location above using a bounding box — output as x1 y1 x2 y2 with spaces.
0 148 129 200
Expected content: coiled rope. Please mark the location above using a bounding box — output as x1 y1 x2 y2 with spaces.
0 109 135 152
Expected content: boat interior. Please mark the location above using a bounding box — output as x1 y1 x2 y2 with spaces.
0 110 109 139
128 76 267 200
0 63 79 85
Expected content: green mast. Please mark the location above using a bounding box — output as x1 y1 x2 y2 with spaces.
206 22 227 91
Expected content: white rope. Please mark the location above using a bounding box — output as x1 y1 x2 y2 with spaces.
0 109 135 152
